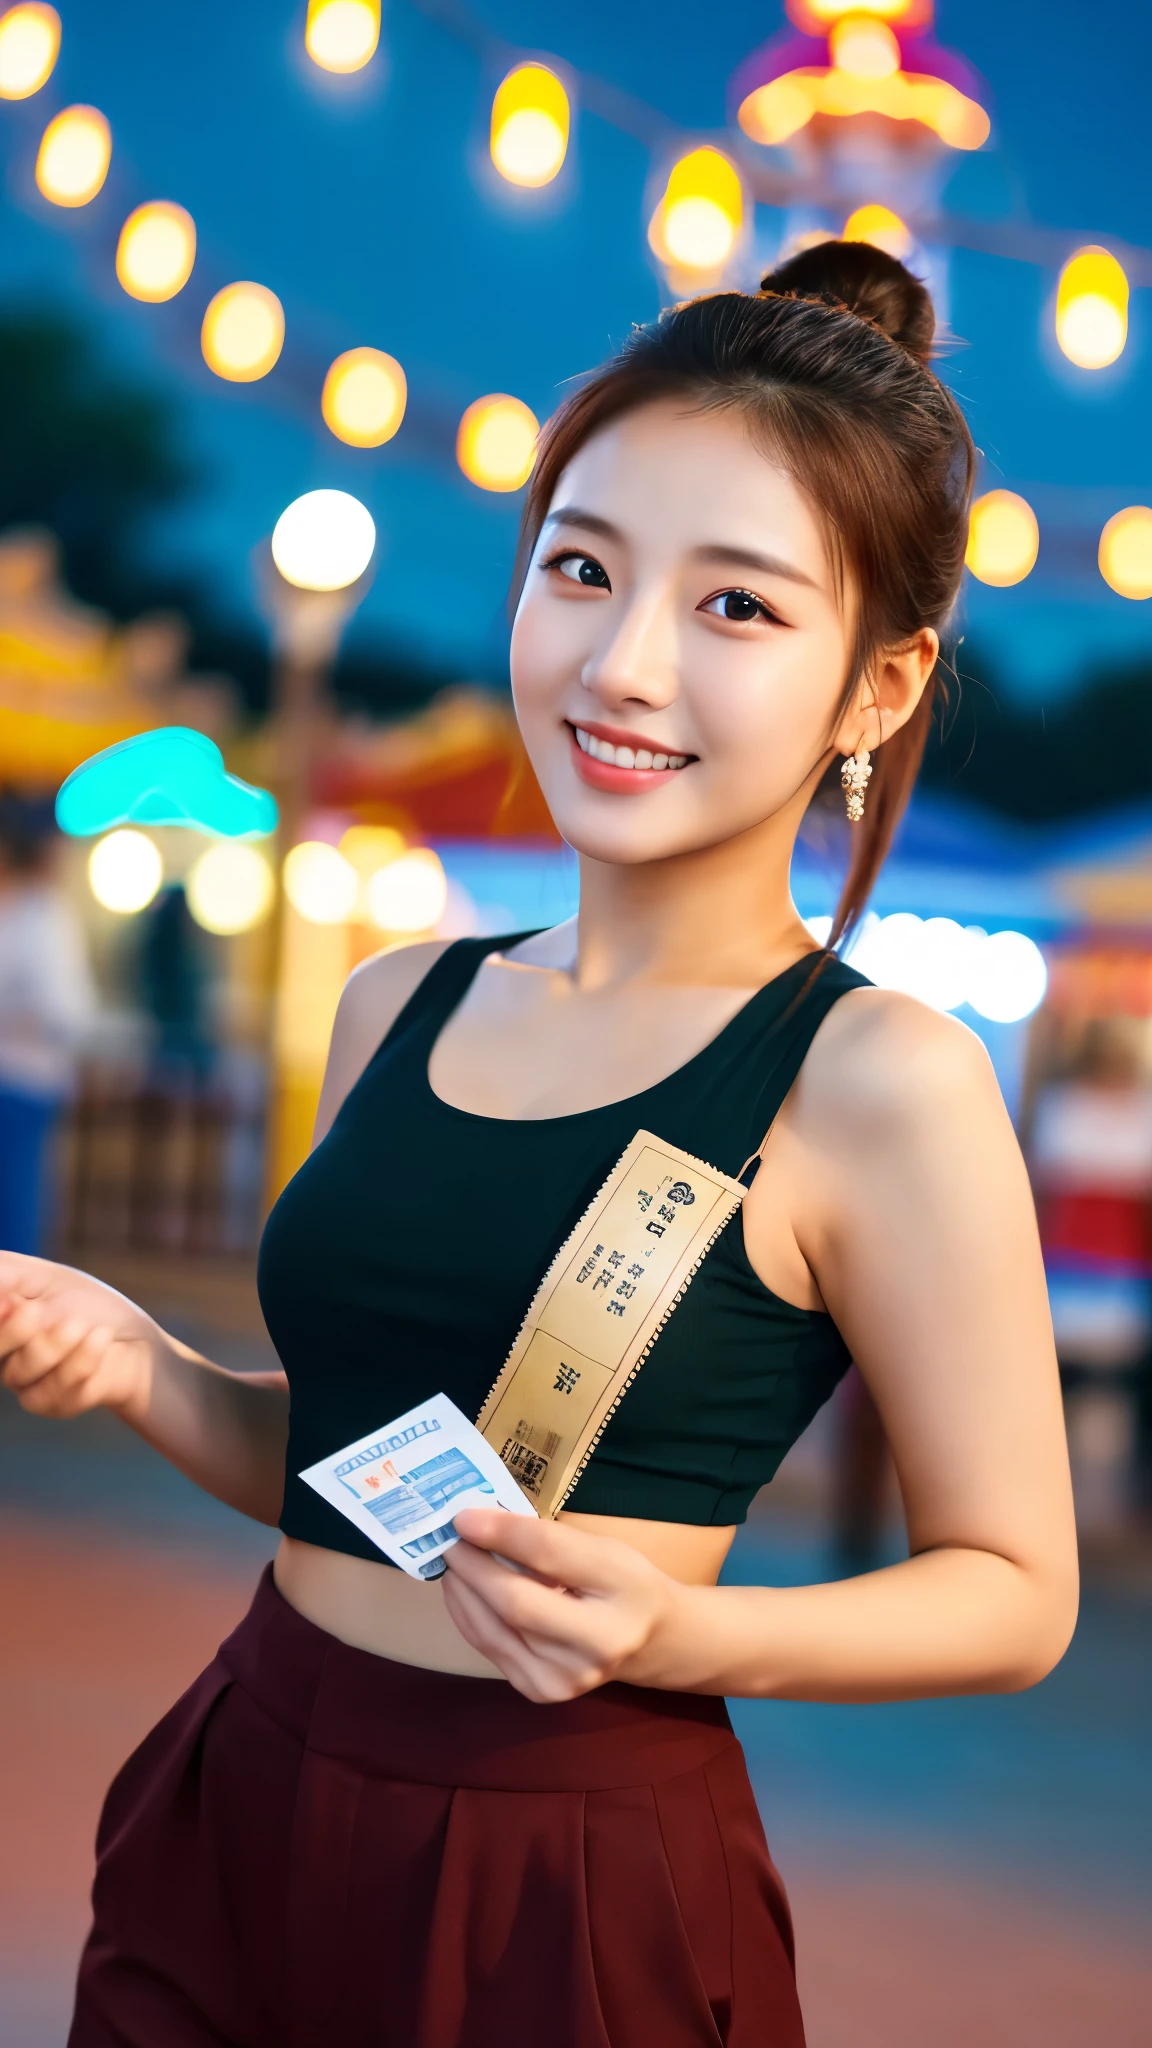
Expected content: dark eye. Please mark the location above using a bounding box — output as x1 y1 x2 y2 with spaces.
700 589 768 623
547 551 612 590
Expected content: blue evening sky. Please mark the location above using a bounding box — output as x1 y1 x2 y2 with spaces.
1 0 1149 696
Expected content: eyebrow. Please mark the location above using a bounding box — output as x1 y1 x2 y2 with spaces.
692 544 819 589
541 507 624 544
541 509 819 589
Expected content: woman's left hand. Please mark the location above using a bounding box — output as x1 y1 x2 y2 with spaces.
443 1509 688 1702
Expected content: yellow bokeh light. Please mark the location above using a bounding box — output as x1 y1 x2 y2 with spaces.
88 830 162 915
456 395 538 492
338 823 406 908
830 17 900 78
965 490 1039 589
0 3 59 99
201 282 284 383
490 64 570 188
1098 507 1152 602
367 848 448 933
738 66 989 151
649 147 743 275
116 201 196 303
35 103 111 207
322 347 407 448
283 842 359 925
305 0 379 74
843 203 911 259
186 842 275 935
1055 247 1128 370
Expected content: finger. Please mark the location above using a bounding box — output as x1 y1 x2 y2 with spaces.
0 1296 49 1362
446 1541 604 1650
441 1574 589 1703
16 1328 113 1417
0 1256 51 1302
4 1316 90 1384
453 1508 625 1591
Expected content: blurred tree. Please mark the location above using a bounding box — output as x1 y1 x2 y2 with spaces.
0 305 455 720
0 306 194 618
922 644 1152 822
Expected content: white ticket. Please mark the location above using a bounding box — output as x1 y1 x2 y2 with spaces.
299 1392 538 1581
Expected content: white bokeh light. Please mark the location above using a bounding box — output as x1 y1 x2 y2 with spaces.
283 841 359 924
367 848 448 933
965 928 1048 1024
88 829 162 914
271 490 376 592
186 842 275 935
808 911 1047 1022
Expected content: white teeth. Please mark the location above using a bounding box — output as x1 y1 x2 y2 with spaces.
574 727 689 772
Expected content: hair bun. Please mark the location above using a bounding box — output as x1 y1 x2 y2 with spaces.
760 239 935 368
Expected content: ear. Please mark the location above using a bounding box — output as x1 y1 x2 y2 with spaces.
833 628 939 757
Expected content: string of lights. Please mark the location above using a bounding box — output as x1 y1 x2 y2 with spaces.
0 0 1149 599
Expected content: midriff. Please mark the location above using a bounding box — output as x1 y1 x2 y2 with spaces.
274 1515 736 1678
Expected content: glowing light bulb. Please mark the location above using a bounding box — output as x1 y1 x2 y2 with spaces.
799 0 919 17
116 201 196 303
1056 247 1128 370
271 489 376 592
366 848 448 933
201 282 284 383
35 103 110 207
842 203 911 260
88 829 162 915
490 63 570 188
321 347 406 448
1098 507 1152 602
830 16 900 78
305 0 379 74
0 3 59 99
456 395 538 492
650 147 743 274
965 490 1039 589
283 842 359 925
186 842 275 935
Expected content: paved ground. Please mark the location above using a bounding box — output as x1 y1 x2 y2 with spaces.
1 1262 1149 2046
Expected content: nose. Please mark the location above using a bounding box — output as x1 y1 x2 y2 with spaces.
581 582 678 714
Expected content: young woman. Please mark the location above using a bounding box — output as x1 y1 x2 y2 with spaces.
0 243 1078 2048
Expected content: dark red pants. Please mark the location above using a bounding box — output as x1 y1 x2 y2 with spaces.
70 1566 804 2047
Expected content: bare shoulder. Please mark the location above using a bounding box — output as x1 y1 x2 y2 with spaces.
314 939 453 1142
790 984 1003 1152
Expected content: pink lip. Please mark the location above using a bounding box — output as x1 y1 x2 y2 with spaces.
565 720 694 795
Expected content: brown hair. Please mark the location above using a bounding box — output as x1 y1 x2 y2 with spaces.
514 240 975 944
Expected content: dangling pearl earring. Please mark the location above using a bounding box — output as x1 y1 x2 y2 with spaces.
841 748 872 823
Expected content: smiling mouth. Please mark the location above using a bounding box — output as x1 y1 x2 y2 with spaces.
569 723 693 772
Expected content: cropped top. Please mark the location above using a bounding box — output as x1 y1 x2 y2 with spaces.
259 936 869 1564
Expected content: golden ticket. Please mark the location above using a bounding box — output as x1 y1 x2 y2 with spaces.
477 1130 747 1517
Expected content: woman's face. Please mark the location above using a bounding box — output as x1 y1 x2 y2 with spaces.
510 401 857 867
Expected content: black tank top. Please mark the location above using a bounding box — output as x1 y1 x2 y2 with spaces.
259 937 868 1564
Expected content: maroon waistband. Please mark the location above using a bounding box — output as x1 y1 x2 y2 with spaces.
218 1566 735 1793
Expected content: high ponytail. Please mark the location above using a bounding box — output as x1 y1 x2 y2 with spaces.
514 240 975 945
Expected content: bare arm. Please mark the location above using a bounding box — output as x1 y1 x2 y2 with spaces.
0 940 452 1521
439 993 1079 1704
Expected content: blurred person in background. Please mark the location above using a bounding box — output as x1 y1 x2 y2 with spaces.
1030 1019 1152 1524
0 788 95 1255
0 247 1079 2048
